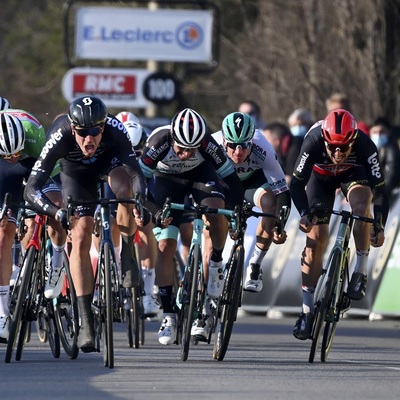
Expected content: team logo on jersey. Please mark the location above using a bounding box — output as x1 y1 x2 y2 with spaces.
367 152 381 178
296 152 309 173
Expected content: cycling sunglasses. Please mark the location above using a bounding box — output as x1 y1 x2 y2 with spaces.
173 142 199 153
72 123 105 138
2 150 22 160
325 141 353 153
225 141 252 150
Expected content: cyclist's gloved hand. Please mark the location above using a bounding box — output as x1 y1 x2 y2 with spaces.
152 208 173 228
370 226 385 248
56 208 69 230
152 209 164 228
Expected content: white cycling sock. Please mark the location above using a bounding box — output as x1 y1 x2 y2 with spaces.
142 267 155 295
354 249 369 275
51 242 66 270
302 285 315 314
248 245 267 266
0 285 10 316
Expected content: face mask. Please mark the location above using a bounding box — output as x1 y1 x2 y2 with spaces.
290 125 308 137
370 133 389 149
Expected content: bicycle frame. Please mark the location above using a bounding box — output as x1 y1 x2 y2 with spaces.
6 210 61 362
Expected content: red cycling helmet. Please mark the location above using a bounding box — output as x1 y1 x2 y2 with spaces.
322 109 358 145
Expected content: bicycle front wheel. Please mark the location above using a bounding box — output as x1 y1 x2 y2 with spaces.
309 248 340 363
181 243 201 362
321 252 348 362
54 253 79 359
213 245 244 361
102 242 114 368
5 247 36 363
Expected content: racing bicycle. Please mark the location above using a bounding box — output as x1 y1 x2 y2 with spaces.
308 207 382 363
67 195 143 368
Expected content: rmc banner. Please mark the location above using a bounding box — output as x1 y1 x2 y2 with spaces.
74 7 213 62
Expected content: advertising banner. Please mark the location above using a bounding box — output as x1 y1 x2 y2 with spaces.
61 67 151 108
75 7 213 62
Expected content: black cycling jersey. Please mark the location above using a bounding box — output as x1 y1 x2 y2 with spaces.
290 122 389 225
139 125 244 209
24 113 146 218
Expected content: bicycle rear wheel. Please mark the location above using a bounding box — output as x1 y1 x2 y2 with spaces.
125 286 142 349
181 243 201 362
5 247 36 363
213 245 244 361
54 253 79 359
309 248 341 363
321 253 348 362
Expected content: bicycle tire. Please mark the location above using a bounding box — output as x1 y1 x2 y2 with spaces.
5 247 36 363
124 288 134 348
36 311 48 343
321 252 348 362
181 243 200 362
126 287 141 349
54 254 79 359
15 320 30 361
132 241 145 347
309 248 340 363
213 245 244 361
46 302 61 358
103 242 114 368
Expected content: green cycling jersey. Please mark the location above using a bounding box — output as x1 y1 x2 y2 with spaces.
0 109 60 176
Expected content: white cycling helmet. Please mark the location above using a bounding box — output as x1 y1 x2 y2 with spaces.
0 97 11 111
116 111 143 147
171 108 207 148
0 113 25 156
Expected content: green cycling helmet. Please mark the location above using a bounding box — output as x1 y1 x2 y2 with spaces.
222 112 255 143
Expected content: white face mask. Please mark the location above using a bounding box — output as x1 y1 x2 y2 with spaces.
290 125 308 137
370 133 389 149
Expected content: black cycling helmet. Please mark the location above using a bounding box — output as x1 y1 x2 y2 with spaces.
68 96 107 128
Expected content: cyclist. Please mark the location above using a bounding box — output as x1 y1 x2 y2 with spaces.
290 109 388 340
24 96 147 353
115 111 160 318
0 110 65 343
139 108 244 345
212 112 291 293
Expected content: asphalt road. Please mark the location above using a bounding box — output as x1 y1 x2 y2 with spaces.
1 311 400 400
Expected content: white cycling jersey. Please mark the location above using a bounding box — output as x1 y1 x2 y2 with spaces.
212 129 289 195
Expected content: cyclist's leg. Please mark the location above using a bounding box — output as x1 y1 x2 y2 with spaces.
108 164 145 289
242 173 278 292
60 161 98 352
293 173 334 340
139 221 160 318
44 179 68 299
148 173 188 344
342 170 373 300
0 159 29 342
192 163 228 302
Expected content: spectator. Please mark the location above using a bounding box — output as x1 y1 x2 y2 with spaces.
369 116 400 202
325 92 369 135
238 100 265 129
325 92 351 113
262 122 292 181
286 108 315 182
